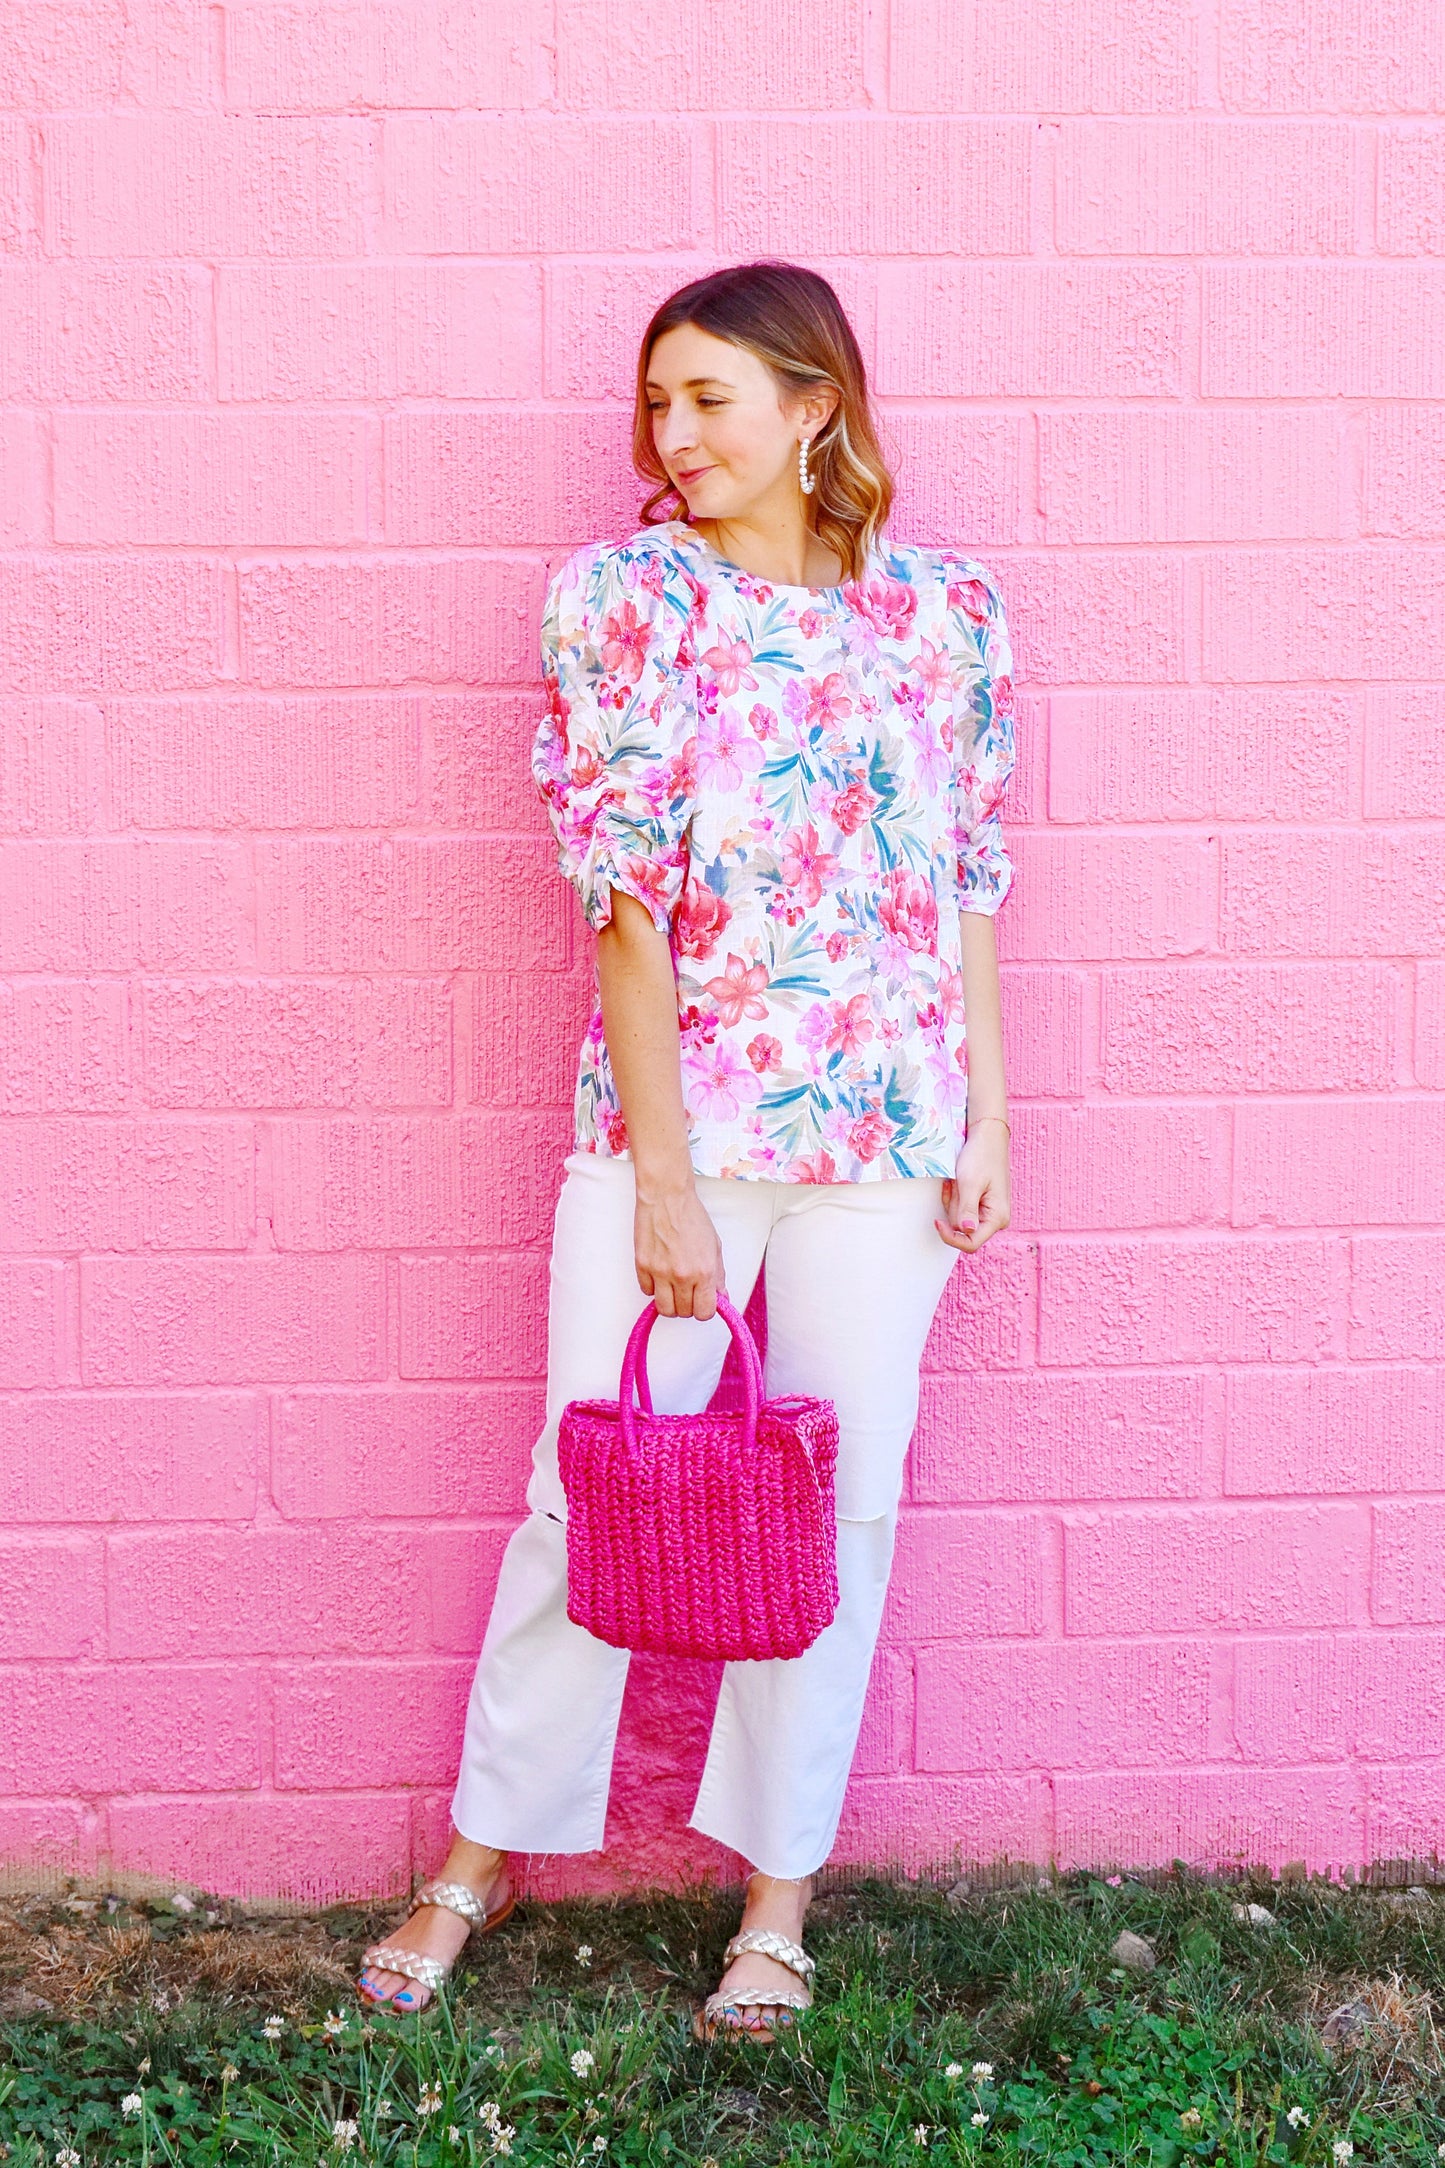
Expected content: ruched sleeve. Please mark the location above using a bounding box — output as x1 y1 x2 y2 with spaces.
940 554 1017 916
531 538 700 938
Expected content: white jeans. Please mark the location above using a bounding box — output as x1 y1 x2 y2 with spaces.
450 1149 959 1880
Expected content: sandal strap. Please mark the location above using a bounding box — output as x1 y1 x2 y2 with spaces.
414 1879 492 1928
703 1988 811 2020
722 1927 816 1982
362 1944 449 1992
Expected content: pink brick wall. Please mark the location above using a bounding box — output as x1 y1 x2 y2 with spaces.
1 0 1441 1905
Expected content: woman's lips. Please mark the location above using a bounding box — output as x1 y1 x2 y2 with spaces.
676 464 715 484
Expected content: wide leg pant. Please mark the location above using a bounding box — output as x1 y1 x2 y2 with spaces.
449 1149 959 1880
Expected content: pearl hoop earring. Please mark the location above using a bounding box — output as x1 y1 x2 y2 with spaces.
798 437 815 495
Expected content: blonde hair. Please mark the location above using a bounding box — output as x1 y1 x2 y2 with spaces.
632 260 893 585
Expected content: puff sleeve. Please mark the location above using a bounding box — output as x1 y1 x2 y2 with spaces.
941 555 1017 916
531 538 700 938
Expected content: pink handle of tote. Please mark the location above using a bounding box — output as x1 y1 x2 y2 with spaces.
619 1290 762 1452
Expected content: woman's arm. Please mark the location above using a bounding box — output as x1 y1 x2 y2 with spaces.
936 909 1011 1255
595 890 725 1319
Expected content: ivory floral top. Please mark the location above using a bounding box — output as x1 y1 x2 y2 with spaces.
532 518 1017 1183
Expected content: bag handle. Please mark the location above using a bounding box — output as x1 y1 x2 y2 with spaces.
619 1291 761 1451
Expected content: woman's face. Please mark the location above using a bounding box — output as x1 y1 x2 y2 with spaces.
644 322 830 524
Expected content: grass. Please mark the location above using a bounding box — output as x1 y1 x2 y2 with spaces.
5 1868 1445 2163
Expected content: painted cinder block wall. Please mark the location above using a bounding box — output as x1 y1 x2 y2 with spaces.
1 0 1443 1906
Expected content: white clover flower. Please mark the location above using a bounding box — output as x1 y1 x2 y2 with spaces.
913 2128 930 2145
1333 2146 1353 2165
55 2150 81 2166
378 2101 392 2119
136 2059 151 2076
322 2010 347 2039
331 2121 357 2151
1286 2107 1310 2130
479 2103 502 2128
944 2062 964 2079
575 1944 593 1966
971 2062 994 2081
593 2141 608 2155
570 2048 595 2076
1436 2145 1445 2161
971 2111 990 2129
220 2066 239 2084
121 2096 143 2118
418 2086 443 2118
262 2015 284 2041
448 2129 461 2144
1180 2108 1203 2131
492 2131 515 2158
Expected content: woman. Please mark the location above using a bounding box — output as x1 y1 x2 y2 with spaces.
357 259 1017 2043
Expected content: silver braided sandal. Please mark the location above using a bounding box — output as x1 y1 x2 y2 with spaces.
693 1926 816 2044
359 1876 516 2011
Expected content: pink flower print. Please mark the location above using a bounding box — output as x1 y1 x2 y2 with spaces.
700 634 759 696
992 672 1014 715
825 930 850 964
880 1015 902 1045
683 1038 764 1122
824 994 876 1056
568 742 603 791
908 714 951 797
845 574 918 642
915 637 953 705
779 822 841 907
616 853 676 926
939 963 966 1024
848 1109 895 1163
746 1033 783 1073
797 609 827 639
805 672 854 728
602 1108 631 1152
877 866 939 955
830 779 878 837
948 576 993 625
786 1149 840 1183
637 555 667 600
796 1003 835 1063
747 702 777 741
926 1045 970 1117
702 952 770 1027
673 877 732 962
697 716 767 792
678 1003 720 1054
599 601 651 683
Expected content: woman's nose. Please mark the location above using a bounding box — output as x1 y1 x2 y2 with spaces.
655 418 698 462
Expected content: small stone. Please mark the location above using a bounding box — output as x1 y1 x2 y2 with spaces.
1231 1902 1276 1927
1321 2000 1370 2047
1110 1929 1157 1972
169 1892 196 1914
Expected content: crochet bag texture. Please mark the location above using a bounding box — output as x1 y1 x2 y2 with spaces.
557 1292 840 1660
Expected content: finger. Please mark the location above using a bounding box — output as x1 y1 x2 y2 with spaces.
653 1285 678 1317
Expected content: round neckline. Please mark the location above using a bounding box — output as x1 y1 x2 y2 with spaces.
668 520 853 597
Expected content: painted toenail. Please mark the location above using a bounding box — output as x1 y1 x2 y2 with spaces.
396 1992 414 2005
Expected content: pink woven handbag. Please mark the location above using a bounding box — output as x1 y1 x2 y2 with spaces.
557 1292 841 1660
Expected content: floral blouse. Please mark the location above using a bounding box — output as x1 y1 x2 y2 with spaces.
531 518 1017 1184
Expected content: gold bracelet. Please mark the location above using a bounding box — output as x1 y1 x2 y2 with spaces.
968 1115 1011 1137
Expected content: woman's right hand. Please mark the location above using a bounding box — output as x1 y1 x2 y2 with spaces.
633 1176 726 1319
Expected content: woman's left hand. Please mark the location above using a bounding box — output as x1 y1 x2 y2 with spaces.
936 1125 1011 1254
